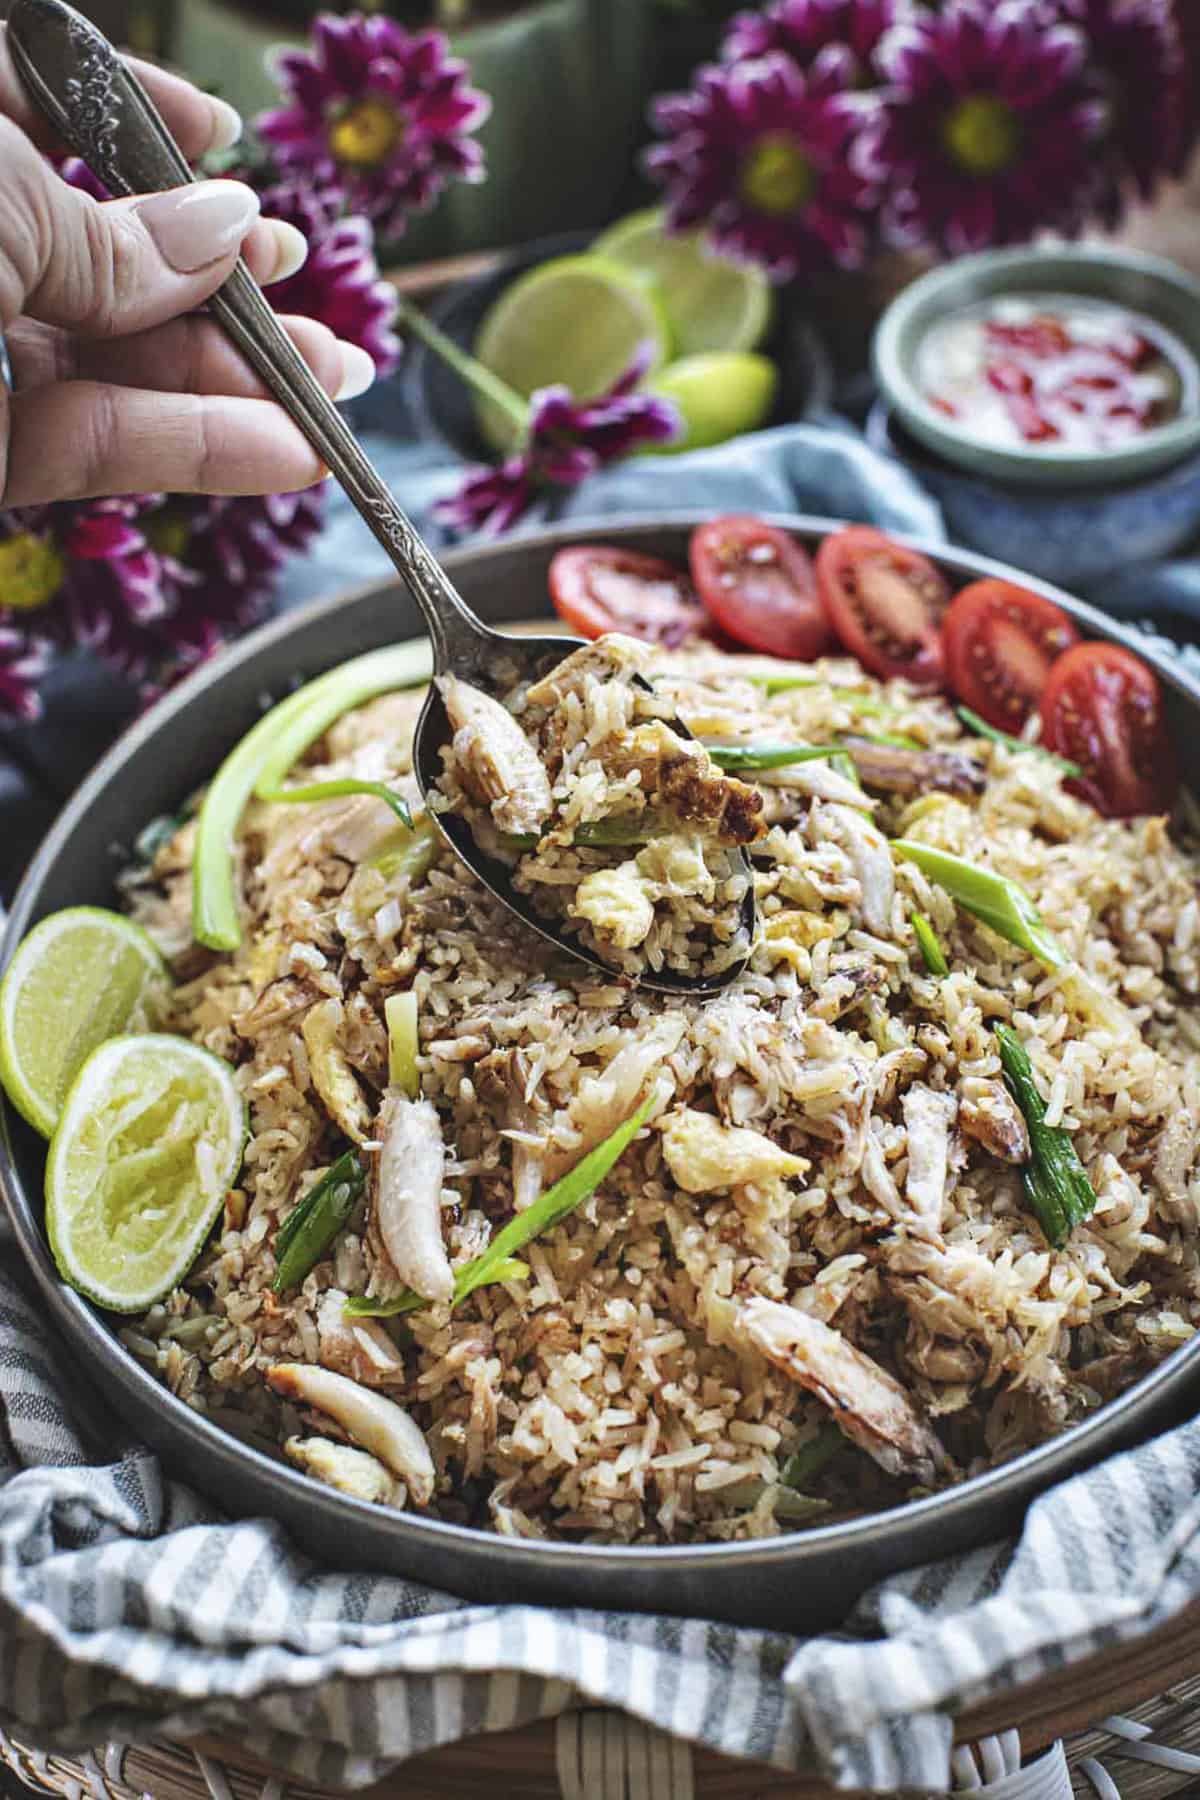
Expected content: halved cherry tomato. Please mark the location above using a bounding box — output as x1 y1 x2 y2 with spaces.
1040 641 1177 818
547 546 706 647
943 579 1080 730
689 516 831 660
815 526 949 687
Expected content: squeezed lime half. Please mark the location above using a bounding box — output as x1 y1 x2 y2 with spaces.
46 1033 245 1313
593 208 773 358
0 907 172 1137
473 252 671 453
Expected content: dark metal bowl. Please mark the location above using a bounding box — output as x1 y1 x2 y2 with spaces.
4 514 1199 1633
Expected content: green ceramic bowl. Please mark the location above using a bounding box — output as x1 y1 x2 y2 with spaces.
872 245 1200 489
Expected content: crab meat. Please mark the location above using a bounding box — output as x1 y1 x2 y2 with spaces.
811 803 894 936
267 1364 435 1504
302 999 371 1142
1154 1109 1198 1215
374 1091 454 1303
753 758 878 809
551 1014 685 1182
439 675 552 836
284 1435 401 1506
317 1289 406 1386
660 1108 809 1194
601 720 764 845
525 634 651 706
902 1086 957 1228
959 1076 1030 1165
843 741 985 798
738 1297 946 1483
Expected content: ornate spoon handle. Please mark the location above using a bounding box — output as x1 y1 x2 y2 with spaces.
6 0 496 674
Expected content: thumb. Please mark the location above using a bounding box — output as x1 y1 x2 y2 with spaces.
0 117 262 339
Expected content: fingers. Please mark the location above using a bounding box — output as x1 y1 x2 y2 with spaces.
8 313 375 403
0 117 298 338
3 383 329 506
0 22 243 161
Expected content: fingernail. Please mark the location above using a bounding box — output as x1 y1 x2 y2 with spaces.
138 179 260 273
337 342 377 402
208 97 243 152
263 219 308 284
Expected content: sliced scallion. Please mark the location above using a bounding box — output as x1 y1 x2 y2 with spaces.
347 1088 657 1319
910 910 949 977
259 777 412 830
956 706 1082 777
385 991 420 1099
705 743 842 772
892 840 1067 967
995 1024 1098 1248
273 1151 365 1292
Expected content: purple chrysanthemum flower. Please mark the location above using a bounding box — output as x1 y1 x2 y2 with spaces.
160 488 327 660
0 626 51 722
435 346 681 536
231 172 400 373
865 0 1107 255
258 12 490 242
1053 0 1193 213
645 50 881 280
0 498 186 682
723 0 902 86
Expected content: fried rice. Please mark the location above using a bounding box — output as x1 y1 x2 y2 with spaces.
117 640 1200 1543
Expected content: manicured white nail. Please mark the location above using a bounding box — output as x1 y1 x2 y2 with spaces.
264 219 308 284
139 179 260 272
337 342 377 401
208 97 243 152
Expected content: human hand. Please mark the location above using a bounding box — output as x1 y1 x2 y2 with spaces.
0 27 378 508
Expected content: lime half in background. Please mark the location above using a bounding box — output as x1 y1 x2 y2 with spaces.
472 253 671 454
645 352 780 456
46 1033 246 1313
593 208 773 359
0 907 172 1137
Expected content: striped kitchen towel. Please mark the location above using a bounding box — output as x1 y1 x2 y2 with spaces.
2 1256 1200 1792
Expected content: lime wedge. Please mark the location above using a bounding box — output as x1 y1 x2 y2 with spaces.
593 208 773 358
644 352 779 456
46 1033 246 1312
473 253 670 454
0 907 172 1138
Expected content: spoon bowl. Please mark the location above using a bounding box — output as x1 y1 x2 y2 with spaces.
8 0 756 996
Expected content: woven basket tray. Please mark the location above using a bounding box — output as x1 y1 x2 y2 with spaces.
3 1601 1200 1800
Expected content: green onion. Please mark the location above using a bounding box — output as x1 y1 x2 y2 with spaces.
910 910 949 977
356 1258 532 1318
829 750 862 787
892 840 1067 967
273 1152 366 1292
852 730 923 751
995 1024 1098 1249
385 991 419 1098
705 743 842 771
258 777 413 831
956 706 1082 778
779 1422 844 1489
193 642 432 951
369 813 440 884
347 1088 657 1319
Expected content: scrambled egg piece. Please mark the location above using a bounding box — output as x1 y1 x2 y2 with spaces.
573 862 655 949
302 998 372 1142
660 1107 810 1194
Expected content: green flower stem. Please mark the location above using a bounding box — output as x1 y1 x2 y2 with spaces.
396 295 529 434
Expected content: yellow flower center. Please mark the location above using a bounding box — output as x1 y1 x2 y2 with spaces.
145 509 192 561
0 532 65 611
739 132 816 216
941 95 1022 177
328 97 403 169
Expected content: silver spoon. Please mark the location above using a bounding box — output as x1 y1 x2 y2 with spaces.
8 0 755 996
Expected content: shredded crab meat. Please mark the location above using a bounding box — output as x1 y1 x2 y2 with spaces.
372 1092 454 1303
738 1297 948 1484
901 1087 957 1230
267 1363 435 1503
439 674 553 836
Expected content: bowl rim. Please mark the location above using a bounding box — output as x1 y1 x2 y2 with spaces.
4 509 1200 1588
872 243 1200 487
